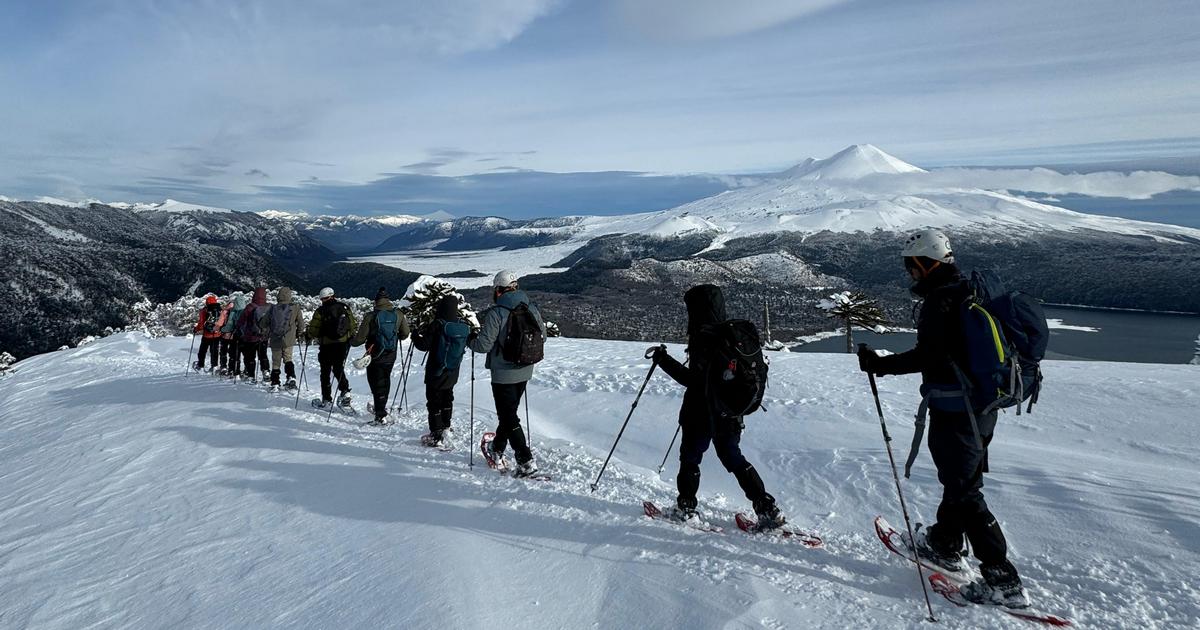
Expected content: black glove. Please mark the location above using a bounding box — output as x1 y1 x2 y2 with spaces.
857 345 879 374
651 346 670 365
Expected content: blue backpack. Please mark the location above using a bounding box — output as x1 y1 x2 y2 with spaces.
374 309 399 353
906 270 1049 477
431 320 471 375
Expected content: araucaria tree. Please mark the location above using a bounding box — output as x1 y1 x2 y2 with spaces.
816 291 890 353
401 275 481 332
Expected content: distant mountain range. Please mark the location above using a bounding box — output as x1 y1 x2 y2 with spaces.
4 144 1198 359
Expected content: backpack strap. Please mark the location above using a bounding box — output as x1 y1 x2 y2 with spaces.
904 362 986 479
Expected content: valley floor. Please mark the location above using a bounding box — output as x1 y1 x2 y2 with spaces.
0 334 1197 629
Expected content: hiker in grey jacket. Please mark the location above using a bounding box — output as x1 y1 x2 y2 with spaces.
265 286 306 389
468 270 545 475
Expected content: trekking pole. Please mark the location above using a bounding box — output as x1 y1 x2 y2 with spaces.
328 351 350 422
469 351 475 470
591 345 663 493
399 344 416 411
524 384 531 444
862 344 937 623
294 341 310 409
656 425 681 474
184 333 197 377
388 340 407 411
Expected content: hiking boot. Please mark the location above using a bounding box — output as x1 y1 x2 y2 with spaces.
338 394 352 408
754 503 788 532
285 377 297 391
193 361 202 371
666 504 699 524
901 523 968 574
513 458 538 478
270 369 281 386
422 430 445 447
960 563 1029 609
487 444 508 470
312 398 333 410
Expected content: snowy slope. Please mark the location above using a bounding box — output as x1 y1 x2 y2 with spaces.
1 334 1197 629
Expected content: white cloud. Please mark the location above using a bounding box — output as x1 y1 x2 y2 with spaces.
858 167 1200 200
616 0 852 40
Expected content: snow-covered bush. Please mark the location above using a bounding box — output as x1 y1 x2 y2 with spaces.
399 276 480 332
0 351 16 375
1191 334 1199 366
544 321 561 338
816 291 890 353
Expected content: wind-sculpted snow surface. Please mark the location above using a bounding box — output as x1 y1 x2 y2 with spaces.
0 334 1197 628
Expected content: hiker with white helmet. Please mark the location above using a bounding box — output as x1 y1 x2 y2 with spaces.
857 229 1030 609
305 287 358 409
468 270 546 477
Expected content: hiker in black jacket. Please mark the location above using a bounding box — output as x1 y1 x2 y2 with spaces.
858 229 1028 609
411 295 469 447
651 284 784 529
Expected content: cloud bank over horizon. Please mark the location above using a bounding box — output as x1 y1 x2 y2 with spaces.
2 1 1198 216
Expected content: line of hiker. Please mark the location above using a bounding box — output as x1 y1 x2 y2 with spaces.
186 230 1048 610
187 271 545 476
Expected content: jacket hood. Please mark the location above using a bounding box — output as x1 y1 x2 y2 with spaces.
375 297 394 311
496 289 529 310
233 295 250 310
277 287 293 304
684 284 727 335
252 287 267 305
435 295 460 321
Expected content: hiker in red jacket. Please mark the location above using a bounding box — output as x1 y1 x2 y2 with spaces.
192 294 226 373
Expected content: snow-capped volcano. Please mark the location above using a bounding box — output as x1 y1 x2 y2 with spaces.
782 143 927 180
625 144 1200 247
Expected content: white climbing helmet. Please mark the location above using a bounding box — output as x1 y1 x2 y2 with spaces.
901 229 954 263
493 270 518 288
318 287 335 299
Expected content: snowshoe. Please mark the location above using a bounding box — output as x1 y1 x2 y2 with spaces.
479 432 508 470
421 431 445 447
270 384 281 393
666 504 700 525
285 378 297 391
312 398 333 410
338 395 353 408
192 361 202 371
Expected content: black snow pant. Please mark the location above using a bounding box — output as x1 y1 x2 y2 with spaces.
318 342 351 402
240 341 268 380
676 417 775 514
220 337 240 374
490 381 532 464
366 351 396 418
926 408 1015 574
197 337 219 368
425 369 460 433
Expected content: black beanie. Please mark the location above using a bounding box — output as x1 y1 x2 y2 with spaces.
375 287 388 300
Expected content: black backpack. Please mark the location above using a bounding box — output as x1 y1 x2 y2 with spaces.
319 302 352 340
202 303 221 333
699 319 768 419
499 303 544 366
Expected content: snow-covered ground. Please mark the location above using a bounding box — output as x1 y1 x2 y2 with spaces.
1 334 1197 629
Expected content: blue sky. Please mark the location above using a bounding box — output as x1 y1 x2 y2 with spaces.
2 0 1199 217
